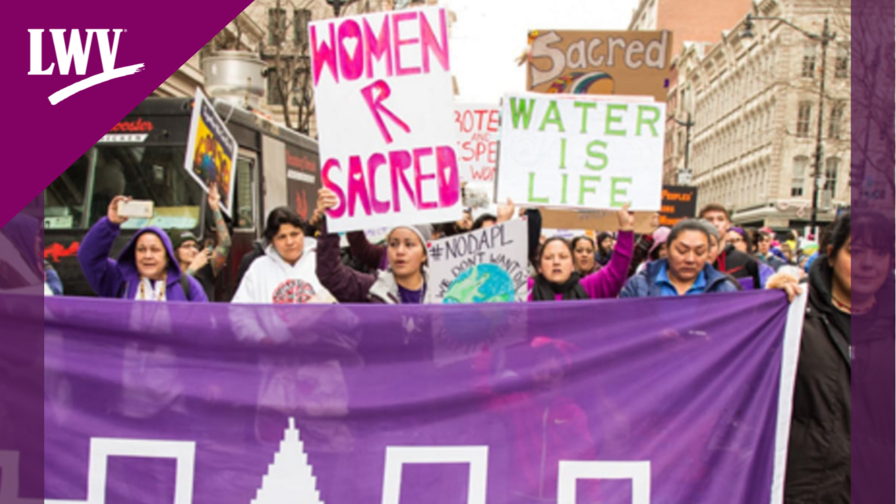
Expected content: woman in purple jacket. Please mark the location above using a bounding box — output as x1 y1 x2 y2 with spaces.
77 196 208 302
528 206 635 301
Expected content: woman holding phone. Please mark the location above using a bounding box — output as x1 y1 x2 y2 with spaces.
77 195 208 302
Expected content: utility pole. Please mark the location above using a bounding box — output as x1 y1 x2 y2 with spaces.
810 17 832 236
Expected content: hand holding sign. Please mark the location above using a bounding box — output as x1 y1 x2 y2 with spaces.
312 187 340 227
617 203 635 232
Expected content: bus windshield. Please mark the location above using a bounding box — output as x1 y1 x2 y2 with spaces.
44 145 204 231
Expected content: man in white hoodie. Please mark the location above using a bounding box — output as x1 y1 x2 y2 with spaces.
232 206 333 304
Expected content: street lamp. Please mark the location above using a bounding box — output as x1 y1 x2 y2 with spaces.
742 13 836 235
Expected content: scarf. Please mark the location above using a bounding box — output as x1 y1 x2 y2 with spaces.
532 273 588 301
136 276 167 301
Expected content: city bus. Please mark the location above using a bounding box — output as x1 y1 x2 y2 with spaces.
43 97 320 300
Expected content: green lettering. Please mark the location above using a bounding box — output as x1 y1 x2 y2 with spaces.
560 138 567 169
636 105 661 137
605 104 628 136
610 177 632 207
578 175 601 205
510 97 535 130
573 101 596 134
585 140 608 171
561 173 568 204
528 172 550 203
539 100 566 132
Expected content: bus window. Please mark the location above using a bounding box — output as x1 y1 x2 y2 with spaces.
44 149 94 229
235 156 256 229
89 145 204 230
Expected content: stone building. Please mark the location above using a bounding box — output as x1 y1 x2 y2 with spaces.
667 0 850 229
628 0 753 58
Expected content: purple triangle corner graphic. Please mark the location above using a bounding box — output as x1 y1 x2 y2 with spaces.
1 0 255 228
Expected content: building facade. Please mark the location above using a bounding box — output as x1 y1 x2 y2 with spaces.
667 0 850 229
629 0 753 57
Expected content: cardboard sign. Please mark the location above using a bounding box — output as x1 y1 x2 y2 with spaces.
309 8 462 233
540 208 656 234
184 89 237 216
526 30 673 102
428 219 529 303
496 93 664 212
286 144 321 222
660 185 698 227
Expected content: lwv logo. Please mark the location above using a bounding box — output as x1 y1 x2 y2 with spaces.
28 29 145 105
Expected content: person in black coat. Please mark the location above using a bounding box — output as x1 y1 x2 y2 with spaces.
785 211 894 504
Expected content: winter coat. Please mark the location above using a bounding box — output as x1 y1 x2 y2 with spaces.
77 217 207 302
527 230 635 301
231 239 333 304
618 259 740 298
316 231 436 304
784 258 851 503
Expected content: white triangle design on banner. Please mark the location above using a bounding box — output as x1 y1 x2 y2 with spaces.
251 418 325 504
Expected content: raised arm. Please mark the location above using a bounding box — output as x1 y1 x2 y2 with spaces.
346 231 386 271
311 188 377 303
580 205 635 299
77 196 128 297
206 184 232 277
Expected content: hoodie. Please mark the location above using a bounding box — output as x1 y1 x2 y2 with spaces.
231 238 333 304
77 217 207 302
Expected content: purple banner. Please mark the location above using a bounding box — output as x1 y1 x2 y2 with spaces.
23 292 806 504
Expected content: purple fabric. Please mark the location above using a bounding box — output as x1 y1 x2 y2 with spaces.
41 291 793 504
77 217 207 301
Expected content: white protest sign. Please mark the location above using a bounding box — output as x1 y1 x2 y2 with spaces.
310 7 462 233
496 93 664 211
428 219 529 303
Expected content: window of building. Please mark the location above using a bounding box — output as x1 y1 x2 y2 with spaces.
802 43 817 78
796 101 812 138
828 102 844 139
268 8 287 46
825 157 840 195
791 156 808 196
294 9 312 46
835 44 850 79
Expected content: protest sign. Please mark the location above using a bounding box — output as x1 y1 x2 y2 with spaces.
455 104 499 180
286 144 321 222
184 89 237 216
527 30 673 102
428 219 528 303
309 7 462 232
496 93 664 212
660 185 698 227
540 208 656 234
36 291 806 504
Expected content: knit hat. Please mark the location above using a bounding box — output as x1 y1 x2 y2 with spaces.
695 219 720 242
387 224 433 247
728 226 747 238
170 230 199 250
648 226 671 256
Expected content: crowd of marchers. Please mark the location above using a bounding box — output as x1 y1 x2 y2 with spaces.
30 182 893 504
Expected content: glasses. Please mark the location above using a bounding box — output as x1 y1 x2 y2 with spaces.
179 242 200 250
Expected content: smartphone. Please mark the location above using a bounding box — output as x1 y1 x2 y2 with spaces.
117 199 154 218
